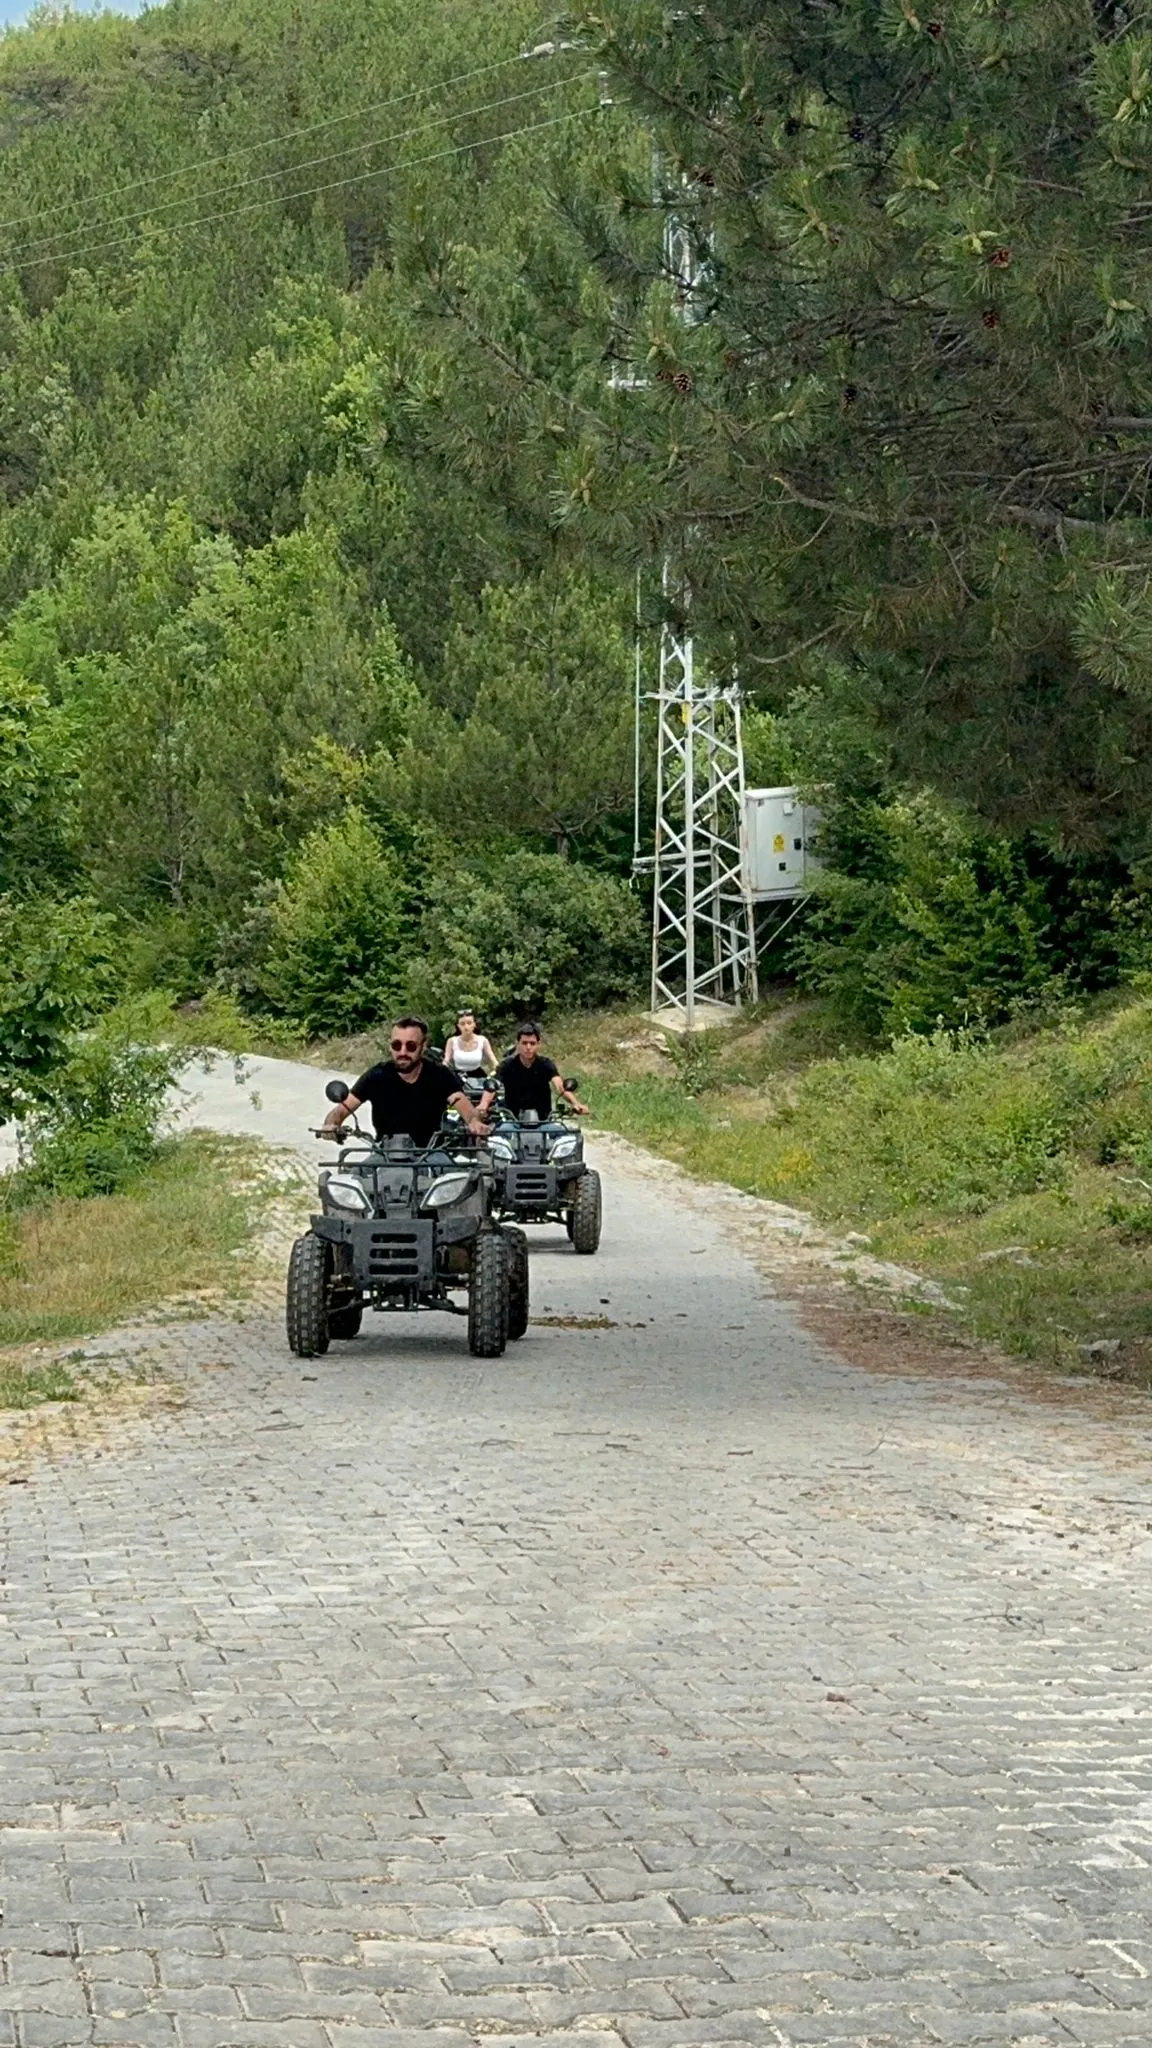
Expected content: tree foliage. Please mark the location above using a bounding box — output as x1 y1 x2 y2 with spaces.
0 895 112 1122
566 0 1152 852
4 0 1152 1068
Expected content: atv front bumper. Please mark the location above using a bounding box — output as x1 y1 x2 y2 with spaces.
312 1211 482 1292
498 1161 583 1219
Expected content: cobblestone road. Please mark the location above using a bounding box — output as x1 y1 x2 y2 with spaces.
4 1117 1152 2047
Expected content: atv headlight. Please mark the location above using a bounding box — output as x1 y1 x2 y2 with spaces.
489 1137 515 1162
421 1172 473 1211
325 1176 372 1216
549 1134 580 1162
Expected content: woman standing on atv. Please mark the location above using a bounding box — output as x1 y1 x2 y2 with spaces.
444 1008 498 1079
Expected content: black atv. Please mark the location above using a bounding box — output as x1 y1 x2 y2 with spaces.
487 1095 602 1254
286 1082 529 1359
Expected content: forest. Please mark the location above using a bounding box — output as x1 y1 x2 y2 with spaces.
5 0 1152 1105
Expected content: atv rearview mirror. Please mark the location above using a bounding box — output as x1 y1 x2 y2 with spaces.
564 1077 579 1091
325 1078 350 1104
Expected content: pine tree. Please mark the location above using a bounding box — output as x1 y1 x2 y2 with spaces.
565 0 1152 852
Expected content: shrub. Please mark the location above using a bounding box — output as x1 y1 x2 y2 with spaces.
407 852 646 1028
758 1011 1151 1221
17 996 191 1199
259 807 410 1035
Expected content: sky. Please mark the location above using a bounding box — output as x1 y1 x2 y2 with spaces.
0 2 144 25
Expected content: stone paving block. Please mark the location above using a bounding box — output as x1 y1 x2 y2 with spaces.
89 2019 182 2048
174 2024 330 2048
16 2017 96 2048
315 2032 471 2048
610 2018 792 2047
81 1955 159 1989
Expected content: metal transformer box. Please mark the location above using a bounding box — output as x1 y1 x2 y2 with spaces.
743 787 823 901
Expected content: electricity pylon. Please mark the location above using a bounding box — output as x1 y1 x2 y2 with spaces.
634 190 758 1026
518 40 759 1024
642 576 758 1024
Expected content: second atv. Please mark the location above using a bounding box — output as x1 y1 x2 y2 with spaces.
487 1099 602 1253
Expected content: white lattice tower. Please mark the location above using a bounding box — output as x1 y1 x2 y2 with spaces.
640 186 758 1023
646 573 758 1024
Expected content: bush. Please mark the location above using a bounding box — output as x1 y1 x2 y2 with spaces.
407 852 646 1029
259 807 410 1036
792 793 1055 1038
17 997 192 1199
759 1011 1150 1221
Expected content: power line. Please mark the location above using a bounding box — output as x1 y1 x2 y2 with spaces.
9 70 594 266
0 45 580 242
4 104 600 279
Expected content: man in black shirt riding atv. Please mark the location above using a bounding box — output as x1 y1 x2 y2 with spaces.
322 1015 489 1147
482 1021 589 1124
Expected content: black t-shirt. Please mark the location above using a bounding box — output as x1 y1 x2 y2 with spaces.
351 1060 463 1146
497 1053 559 1121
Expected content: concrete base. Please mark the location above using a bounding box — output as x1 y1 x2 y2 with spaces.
648 1001 744 1035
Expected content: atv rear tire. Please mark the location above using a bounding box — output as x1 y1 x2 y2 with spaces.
468 1231 509 1358
506 1228 529 1341
564 1209 575 1240
327 1299 363 1340
570 1169 602 1255
287 1233 330 1356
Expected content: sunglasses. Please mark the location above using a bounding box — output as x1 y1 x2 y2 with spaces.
390 1038 423 1053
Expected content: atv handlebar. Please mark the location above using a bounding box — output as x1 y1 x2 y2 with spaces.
311 1123 492 1149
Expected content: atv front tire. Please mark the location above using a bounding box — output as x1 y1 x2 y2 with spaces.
327 1300 363 1340
570 1169 602 1255
505 1227 529 1341
468 1231 509 1357
287 1233 330 1357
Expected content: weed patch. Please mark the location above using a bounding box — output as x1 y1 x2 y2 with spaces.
0 1132 266 1355
0 1358 79 1410
585 998 1152 1383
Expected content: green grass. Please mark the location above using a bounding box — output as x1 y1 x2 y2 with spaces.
576 996 1152 1384
0 1131 264 1363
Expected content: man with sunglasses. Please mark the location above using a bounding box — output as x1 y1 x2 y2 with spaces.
322 1015 488 1147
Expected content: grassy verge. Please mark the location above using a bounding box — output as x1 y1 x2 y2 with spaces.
565 996 1152 1386
0 1131 271 1376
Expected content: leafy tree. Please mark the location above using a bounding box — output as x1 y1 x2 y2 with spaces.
2 499 409 928
259 807 411 1035
0 666 76 893
0 895 112 1123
